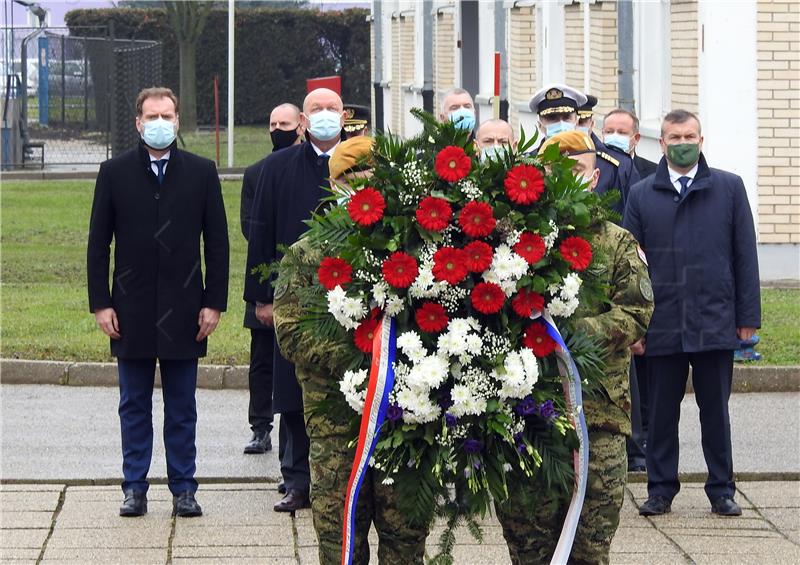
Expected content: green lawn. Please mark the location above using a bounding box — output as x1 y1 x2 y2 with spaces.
179 125 272 168
1 179 798 365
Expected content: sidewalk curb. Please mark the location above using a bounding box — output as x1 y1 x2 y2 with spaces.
2 358 799 392
2 169 245 181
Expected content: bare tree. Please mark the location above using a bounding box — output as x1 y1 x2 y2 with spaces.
164 1 213 131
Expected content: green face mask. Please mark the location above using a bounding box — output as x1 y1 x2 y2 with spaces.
666 143 700 168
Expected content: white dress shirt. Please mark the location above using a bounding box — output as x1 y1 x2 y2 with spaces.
310 141 339 157
148 150 171 177
667 162 698 193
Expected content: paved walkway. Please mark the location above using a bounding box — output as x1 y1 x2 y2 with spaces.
1 481 798 564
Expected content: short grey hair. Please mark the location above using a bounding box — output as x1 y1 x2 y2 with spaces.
440 88 473 114
475 118 515 141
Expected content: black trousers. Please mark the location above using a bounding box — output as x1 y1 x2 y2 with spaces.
646 350 735 502
626 358 647 465
280 411 310 492
248 328 275 435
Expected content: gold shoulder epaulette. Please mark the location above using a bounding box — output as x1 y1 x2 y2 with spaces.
597 151 620 167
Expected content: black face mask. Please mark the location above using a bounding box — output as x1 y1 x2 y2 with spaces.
270 128 299 152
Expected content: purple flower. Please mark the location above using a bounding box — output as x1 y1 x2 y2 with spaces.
539 400 557 420
387 404 404 422
438 393 453 411
515 396 538 416
463 438 484 454
445 413 457 427
513 432 526 454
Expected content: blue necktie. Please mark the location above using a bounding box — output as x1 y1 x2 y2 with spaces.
678 176 691 193
155 159 168 185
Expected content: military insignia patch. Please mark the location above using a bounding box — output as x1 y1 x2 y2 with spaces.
546 88 563 100
639 277 654 302
344 108 355 120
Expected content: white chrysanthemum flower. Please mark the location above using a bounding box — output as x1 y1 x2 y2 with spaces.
339 369 368 413
561 272 582 299
548 296 580 318
385 295 405 316
544 220 559 251
466 334 483 356
342 297 367 320
371 281 389 308
520 348 539 385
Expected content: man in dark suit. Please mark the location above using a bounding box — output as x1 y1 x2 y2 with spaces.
244 87 345 512
624 110 760 518
87 87 229 518
603 108 658 179
240 103 304 457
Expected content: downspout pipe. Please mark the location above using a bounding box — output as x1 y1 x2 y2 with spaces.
422 0 433 114
617 0 634 111
372 1 384 133
494 0 508 121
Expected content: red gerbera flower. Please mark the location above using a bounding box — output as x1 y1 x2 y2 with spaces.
354 317 380 353
347 187 385 226
514 232 547 264
415 302 449 333
559 236 593 271
463 240 494 273
416 196 452 232
523 323 558 357
382 252 419 288
458 201 496 238
511 288 545 318
432 247 469 285
317 257 352 290
471 282 505 314
434 146 472 182
504 164 545 205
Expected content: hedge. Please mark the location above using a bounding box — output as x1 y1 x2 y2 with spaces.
64 7 370 125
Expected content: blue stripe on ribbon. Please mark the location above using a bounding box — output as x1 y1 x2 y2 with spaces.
540 313 589 565
343 317 397 565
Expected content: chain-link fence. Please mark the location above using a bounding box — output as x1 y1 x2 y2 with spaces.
2 26 161 169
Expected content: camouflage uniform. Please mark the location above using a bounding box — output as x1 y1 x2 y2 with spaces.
272 238 431 565
495 221 654 565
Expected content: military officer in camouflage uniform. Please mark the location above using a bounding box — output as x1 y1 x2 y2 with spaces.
272 136 432 565
494 130 654 565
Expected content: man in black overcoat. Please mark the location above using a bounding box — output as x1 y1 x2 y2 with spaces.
240 102 305 458
602 108 658 179
244 87 346 512
624 110 760 518
87 87 229 518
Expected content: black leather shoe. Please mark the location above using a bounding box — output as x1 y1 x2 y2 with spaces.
639 496 672 516
119 490 147 517
273 489 310 512
172 491 203 517
277 482 286 494
244 431 272 454
711 496 742 516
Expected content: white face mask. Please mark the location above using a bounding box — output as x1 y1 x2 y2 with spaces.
479 145 508 163
578 170 597 190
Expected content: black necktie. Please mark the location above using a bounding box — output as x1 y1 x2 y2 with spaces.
678 176 691 193
155 159 168 185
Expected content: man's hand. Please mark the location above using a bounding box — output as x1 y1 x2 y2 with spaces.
94 307 121 339
630 337 646 356
196 308 221 341
737 327 757 341
255 303 274 327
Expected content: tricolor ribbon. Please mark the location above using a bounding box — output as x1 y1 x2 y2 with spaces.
535 310 590 565
341 316 397 565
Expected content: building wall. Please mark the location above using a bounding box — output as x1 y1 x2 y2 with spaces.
564 2 584 92
756 0 800 247
433 5 456 117
670 0 700 113
398 12 416 137
507 4 536 135
588 0 618 116
390 13 403 135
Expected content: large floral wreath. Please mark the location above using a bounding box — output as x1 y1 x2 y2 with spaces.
274 110 618 556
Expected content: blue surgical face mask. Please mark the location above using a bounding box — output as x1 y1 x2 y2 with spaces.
449 107 476 132
576 126 591 134
308 109 342 141
544 120 575 138
604 133 631 154
480 145 508 163
141 117 176 150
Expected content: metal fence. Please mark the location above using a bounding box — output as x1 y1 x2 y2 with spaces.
1 26 161 169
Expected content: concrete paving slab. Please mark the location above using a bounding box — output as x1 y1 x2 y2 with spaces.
659 526 782 539
0 548 40 560
45 526 170 549
39 548 165 563
691 553 800 565
0 485 64 492
171 545 296 558
445 543 512 564
737 480 800 508
671 534 800 555
610 554 690 564
427 524 507 545
608 527 682 554
297 546 321 565
54 504 174 528
0 511 55 529
295 524 319 547
0 560 38 565
0 491 61 511
0 528 49 548
170 491 287 526
172 559 295 565
758 507 800 531
171 524 293 547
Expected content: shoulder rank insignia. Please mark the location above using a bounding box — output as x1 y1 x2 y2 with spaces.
597 151 620 167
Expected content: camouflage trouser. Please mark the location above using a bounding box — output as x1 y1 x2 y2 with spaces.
305 408 430 565
494 430 627 565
